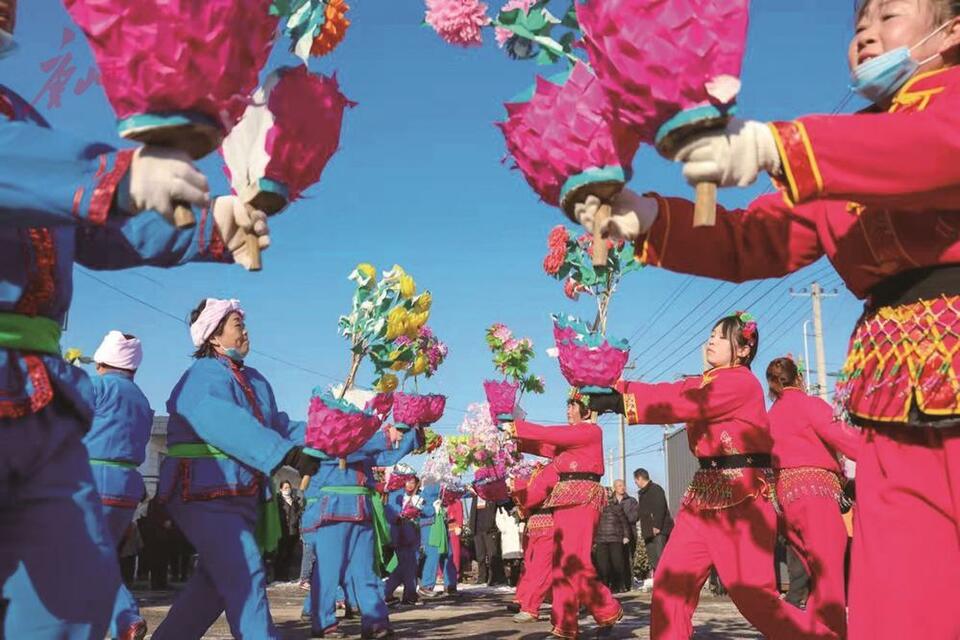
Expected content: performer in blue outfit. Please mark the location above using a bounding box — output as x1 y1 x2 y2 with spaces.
83 331 154 640
417 482 454 598
383 465 422 606
0 6 270 634
302 423 421 639
152 298 320 640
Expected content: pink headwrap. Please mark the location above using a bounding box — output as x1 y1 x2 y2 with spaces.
190 298 243 347
93 330 143 371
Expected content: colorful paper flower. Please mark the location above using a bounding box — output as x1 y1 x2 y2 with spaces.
543 247 565 275
547 224 569 252
425 0 491 47
310 0 350 57
399 274 417 299
494 0 536 47
375 373 398 393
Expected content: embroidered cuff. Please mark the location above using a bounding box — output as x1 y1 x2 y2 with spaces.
768 121 823 205
86 149 135 225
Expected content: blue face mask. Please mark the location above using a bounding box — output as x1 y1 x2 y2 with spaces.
221 347 244 362
0 29 17 59
850 22 950 104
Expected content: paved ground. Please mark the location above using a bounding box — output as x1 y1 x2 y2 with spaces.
138 582 763 639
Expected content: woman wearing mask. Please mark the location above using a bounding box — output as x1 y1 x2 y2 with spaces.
573 2 960 635
152 299 320 639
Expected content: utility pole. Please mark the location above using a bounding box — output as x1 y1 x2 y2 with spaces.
606 449 615 486
791 283 838 401
802 319 812 394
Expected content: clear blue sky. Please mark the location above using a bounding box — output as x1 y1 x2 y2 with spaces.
3 0 866 485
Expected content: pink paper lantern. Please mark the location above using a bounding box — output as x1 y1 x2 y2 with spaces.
483 379 519 422
222 66 355 214
64 0 278 157
553 317 630 389
305 394 383 459
575 0 749 155
393 393 447 427
497 62 641 214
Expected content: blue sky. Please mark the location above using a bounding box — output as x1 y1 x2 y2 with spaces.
3 0 865 485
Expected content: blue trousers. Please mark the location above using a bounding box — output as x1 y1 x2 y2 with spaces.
152 494 277 640
100 505 142 636
0 406 119 639
419 528 454 590
383 545 418 601
308 522 389 636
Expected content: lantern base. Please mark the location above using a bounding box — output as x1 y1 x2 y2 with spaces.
119 112 223 160
654 105 738 158
243 179 290 216
560 179 623 222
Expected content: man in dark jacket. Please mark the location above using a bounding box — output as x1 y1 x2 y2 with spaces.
467 492 506 586
613 479 639 591
275 480 304 581
634 468 673 582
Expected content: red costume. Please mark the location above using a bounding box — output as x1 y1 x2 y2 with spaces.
631 66 960 639
618 366 837 640
511 464 559 619
445 496 464 577
770 388 862 638
514 419 622 638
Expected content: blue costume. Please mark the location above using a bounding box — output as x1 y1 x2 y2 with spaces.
302 428 418 637
382 486 421 603
417 484 456 593
152 354 305 640
84 370 154 637
0 85 228 640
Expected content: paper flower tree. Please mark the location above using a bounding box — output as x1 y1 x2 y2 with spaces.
483 323 544 422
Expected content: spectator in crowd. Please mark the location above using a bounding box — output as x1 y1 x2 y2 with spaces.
496 505 524 587
468 492 506 586
634 468 673 589
594 487 632 592
613 479 640 591
275 480 304 582
139 497 175 590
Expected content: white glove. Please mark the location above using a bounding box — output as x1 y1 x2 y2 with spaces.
212 195 270 271
126 146 210 220
674 119 782 188
571 189 659 241
432 499 442 512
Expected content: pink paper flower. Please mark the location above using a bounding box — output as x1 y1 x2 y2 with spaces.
543 247 566 275
491 324 513 342
563 278 579 300
547 224 570 252
495 0 536 47
503 338 520 353
425 0 491 47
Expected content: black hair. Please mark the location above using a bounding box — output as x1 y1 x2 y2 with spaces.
766 357 803 400
189 299 231 359
713 315 759 368
633 468 650 481
567 398 592 420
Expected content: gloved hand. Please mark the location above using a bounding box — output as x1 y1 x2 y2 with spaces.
212 195 270 271
571 189 659 241
587 391 625 415
674 119 782 188
432 499 442 512
278 446 321 477
126 146 210 220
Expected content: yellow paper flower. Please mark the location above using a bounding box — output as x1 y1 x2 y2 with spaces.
376 374 398 392
385 306 409 340
407 310 430 333
355 262 376 286
391 360 410 371
414 292 432 312
64 347 83 364
410 354 429 376
399 274 416 299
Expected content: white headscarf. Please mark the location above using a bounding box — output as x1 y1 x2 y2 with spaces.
190 298 243 347
93 331 142 371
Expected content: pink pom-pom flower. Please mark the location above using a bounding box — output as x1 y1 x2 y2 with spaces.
306 392 383 458
425 0 491 47
393 393 447 427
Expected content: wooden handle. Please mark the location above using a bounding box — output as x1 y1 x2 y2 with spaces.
244 233 262 272
339 458 347 470
299 475 311 492
173 203 196 229
693 182 717 227
592 203 611 266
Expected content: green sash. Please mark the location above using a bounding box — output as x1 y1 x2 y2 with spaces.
428 506 449 555
319 485 398 577
0 313 61 355
165 442 280 554
89 458 138 470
